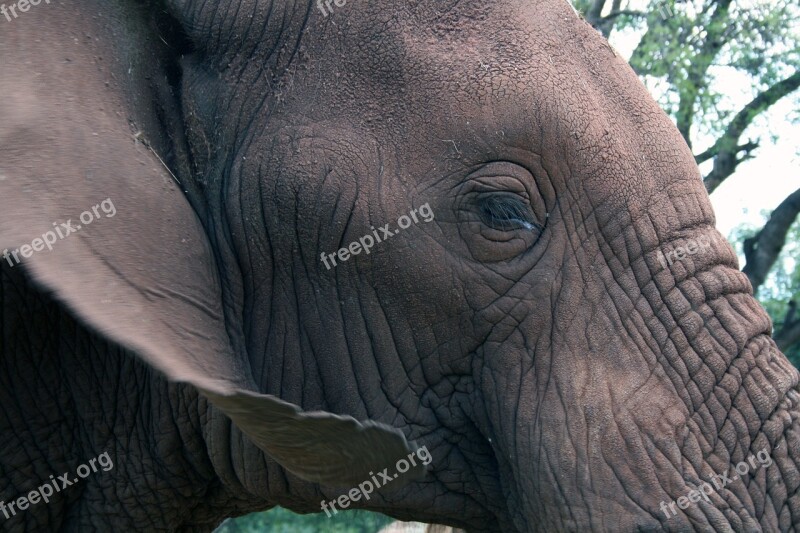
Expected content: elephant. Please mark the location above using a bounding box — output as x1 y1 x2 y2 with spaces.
1 0 798 531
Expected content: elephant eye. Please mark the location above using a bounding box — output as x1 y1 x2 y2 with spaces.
477 194 541 232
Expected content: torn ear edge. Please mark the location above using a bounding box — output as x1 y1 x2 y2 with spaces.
0 200 427 491
12 249 425 489
0 3 424 488
202 388 427 487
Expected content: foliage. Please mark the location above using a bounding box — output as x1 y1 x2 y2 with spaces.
214 507 394 533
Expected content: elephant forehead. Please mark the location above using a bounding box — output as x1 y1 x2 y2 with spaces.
332 4 643 139
339 0 578 95
328 10 669 207
216 0 701 216
391 11 700 214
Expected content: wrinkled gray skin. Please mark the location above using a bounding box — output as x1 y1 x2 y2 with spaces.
1 0 799 531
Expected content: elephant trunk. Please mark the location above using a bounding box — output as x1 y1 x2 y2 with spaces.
482 228 800 531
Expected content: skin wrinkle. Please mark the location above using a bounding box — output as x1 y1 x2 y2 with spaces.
3 0 800 530
3 271 244 529
239 163 260 348
564 87 788 520
234 2 275 83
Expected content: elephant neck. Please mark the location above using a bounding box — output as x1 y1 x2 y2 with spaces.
664 271 800 528
0 264 227 529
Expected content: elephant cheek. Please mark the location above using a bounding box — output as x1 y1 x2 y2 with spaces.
486 358 692 530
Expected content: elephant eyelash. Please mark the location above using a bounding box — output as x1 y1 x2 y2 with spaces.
477 194 542 232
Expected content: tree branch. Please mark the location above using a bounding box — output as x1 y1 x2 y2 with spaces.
775 301 800 353
742 187 800 292
583 0 633 38
674 0 733 146
702 71 800 193
785 300 797 328
695 140 759 165
595 0 624 37
584 0 608 28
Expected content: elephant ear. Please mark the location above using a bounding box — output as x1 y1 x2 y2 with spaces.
0 12 423 488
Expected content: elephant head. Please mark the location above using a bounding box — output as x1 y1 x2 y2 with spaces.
1 0 798 531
